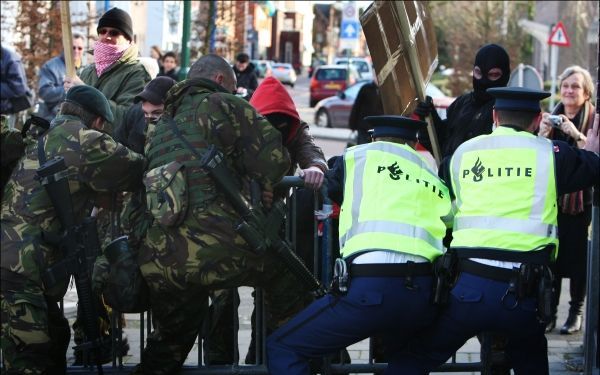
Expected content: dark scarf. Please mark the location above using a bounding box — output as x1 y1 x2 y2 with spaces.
551 100 594 214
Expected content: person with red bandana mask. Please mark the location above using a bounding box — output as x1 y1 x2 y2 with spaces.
64 7 150 135
204 76 327 365
63 7 150 365
415 43 511 158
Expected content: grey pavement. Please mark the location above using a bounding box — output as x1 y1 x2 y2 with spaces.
63 278 585 374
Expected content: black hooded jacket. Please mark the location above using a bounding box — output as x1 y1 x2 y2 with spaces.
428 44 510 158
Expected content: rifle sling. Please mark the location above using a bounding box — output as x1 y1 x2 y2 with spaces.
38 135 46 164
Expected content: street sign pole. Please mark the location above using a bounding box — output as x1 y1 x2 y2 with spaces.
517 63 524 87
547 21 571 111
339 2 359 55
549 44 558 111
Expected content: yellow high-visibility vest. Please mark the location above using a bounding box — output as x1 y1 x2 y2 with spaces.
449 126 558 258
339 142 452 262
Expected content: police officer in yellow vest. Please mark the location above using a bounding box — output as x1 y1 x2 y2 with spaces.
398 87 600 375
266 116 453 374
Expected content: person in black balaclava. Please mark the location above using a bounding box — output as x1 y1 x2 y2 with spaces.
415 43 510 158
415 44 512 375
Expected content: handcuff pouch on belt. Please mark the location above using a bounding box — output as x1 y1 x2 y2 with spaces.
433 250 458 305
330 258 349 295
536 265 554 323
514 263 553 321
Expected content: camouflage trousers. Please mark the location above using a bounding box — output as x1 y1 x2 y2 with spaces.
0 281 70 374
134 221 313 374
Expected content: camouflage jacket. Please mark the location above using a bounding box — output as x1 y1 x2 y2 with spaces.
0 114 145 288
141 78 290 263
79 44 150 135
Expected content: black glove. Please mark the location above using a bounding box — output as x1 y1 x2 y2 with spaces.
414 95 435 119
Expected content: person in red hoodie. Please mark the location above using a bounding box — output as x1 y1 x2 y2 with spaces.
252 76 327 191
203 77 328 365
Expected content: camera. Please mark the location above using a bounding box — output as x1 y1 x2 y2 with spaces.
548 115 563 128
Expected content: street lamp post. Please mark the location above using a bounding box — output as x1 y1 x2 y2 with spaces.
180 1 191 81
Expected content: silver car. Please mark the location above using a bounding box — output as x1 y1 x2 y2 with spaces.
314 81 454 128
270 63 297 87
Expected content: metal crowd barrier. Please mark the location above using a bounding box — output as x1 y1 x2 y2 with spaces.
3 177 509 374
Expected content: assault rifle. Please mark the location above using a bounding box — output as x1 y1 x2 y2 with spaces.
36 156 104 374
200 145 326 297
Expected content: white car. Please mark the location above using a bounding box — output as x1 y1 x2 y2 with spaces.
334 57 374 81
270 63 297 87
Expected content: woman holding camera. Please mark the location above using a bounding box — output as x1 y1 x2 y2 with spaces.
539 65 595 335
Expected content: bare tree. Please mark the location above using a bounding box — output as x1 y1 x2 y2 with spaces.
0 1 18 45
10 0 99 94
13 1 63 94
429 1 533 96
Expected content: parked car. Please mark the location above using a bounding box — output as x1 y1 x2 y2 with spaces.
314 80 369 128
309 64 361 107
271 63 297 87
314 81 454 128
252 59 273 78
308 58 327 78
334 57 374 81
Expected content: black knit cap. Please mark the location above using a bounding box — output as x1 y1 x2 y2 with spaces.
98 7 133 41
135 77 177 105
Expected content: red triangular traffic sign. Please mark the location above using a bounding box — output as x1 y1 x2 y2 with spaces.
548 21 570 47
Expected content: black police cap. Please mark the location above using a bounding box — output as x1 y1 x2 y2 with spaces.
487 87 551 113
65 85 114 123
365 115 427 141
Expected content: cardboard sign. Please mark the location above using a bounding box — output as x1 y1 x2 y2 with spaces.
360 1 438 115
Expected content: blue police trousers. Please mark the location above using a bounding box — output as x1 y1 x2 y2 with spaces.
396 272 549 374
267 275 435 374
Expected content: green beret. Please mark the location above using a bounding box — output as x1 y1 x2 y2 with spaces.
65 85 114 123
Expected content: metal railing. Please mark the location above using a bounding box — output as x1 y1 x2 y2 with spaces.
57 176 501 374
6 177 579 374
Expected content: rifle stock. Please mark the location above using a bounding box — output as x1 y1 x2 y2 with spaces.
200 146 326 297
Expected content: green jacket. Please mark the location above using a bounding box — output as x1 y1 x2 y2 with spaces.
79 44 150 135
0 114 145 290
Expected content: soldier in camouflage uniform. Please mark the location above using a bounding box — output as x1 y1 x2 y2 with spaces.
135 54 312 374
205 76 328 364
0 85 145 374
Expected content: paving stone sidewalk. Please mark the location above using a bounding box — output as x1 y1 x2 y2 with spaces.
62 278 585 374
